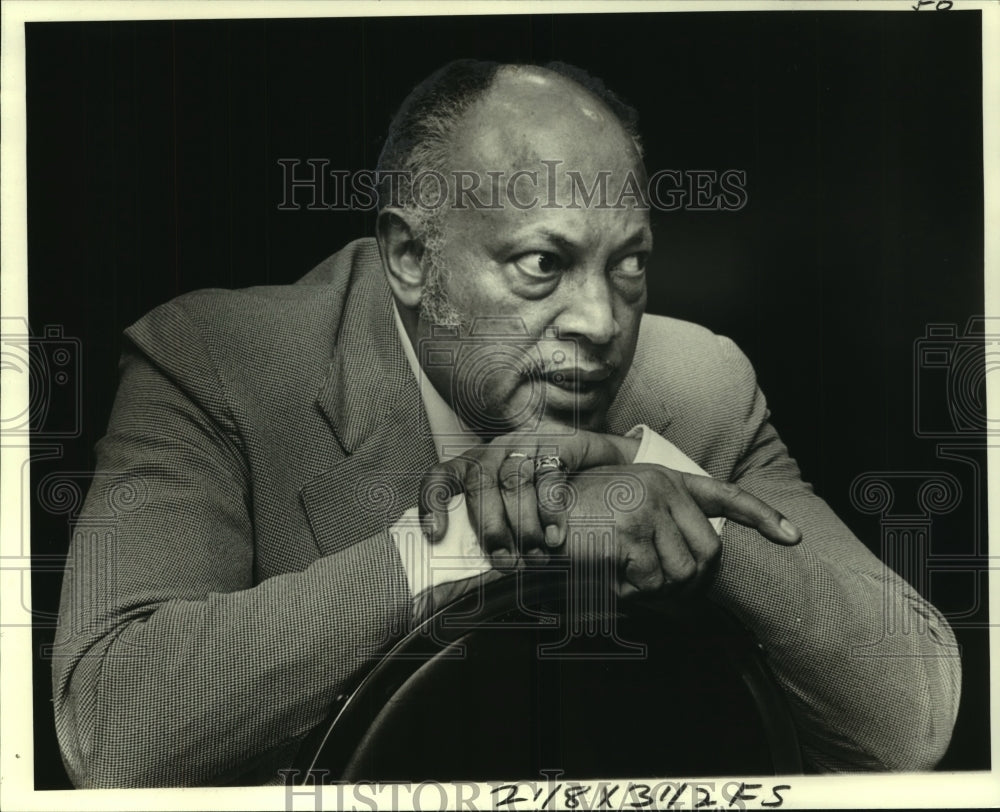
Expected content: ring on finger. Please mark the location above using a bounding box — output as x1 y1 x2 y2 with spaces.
533 454 567 474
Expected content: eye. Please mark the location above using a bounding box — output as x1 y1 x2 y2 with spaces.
612 253 647 278
513 252 566 280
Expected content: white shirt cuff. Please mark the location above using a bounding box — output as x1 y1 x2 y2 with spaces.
390 499 492 599
625 424 727 535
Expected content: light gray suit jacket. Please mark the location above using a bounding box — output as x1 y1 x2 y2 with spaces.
52 238 960 787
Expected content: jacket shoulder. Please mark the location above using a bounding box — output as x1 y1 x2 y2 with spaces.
633 313 754 385
123 239 380 377
636 313 721 352
630 313 760 432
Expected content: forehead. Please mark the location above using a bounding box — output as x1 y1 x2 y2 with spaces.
453 67 639 174
440 67 648 236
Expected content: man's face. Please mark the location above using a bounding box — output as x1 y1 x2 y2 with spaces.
414 68 651 436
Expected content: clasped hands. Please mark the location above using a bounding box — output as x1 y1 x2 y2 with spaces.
418 426 801 601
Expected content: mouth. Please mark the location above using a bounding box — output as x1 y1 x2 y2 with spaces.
537 367 616 410
541 366 614 391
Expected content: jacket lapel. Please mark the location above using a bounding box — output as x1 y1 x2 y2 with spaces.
302 245 438 555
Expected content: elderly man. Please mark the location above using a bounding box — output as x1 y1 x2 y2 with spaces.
52 59 959 788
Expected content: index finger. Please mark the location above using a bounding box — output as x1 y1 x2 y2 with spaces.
507 428 626 474
679 473 802 546
418 459 470 542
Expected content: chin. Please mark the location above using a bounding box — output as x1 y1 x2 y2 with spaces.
547 407 609 433
531 399 610 433
574 410 610 432
460 380 614 437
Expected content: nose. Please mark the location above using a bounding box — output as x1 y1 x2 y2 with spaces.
554 271 620 346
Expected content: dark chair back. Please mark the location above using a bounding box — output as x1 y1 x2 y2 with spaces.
297 570 801 782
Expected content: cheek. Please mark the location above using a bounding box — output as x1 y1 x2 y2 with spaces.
438 247 522 321
618 279 647 311
450 273 510 320
616 296 645 343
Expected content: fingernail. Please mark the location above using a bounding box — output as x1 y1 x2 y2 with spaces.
779 517 800 542
427 513 443 540
491 549 516 570
545 524 563 548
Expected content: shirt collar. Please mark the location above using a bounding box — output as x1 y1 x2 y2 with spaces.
391 300 483 461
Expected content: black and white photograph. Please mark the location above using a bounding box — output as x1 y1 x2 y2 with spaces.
1 1 996 808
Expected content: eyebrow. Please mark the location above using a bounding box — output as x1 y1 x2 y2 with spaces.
531 226 653 254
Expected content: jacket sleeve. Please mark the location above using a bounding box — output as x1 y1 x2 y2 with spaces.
706 335 961 772
51 308 414 788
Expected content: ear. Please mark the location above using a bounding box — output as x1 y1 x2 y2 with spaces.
375 208 427 309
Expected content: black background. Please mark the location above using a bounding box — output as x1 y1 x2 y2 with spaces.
24 10 988 787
